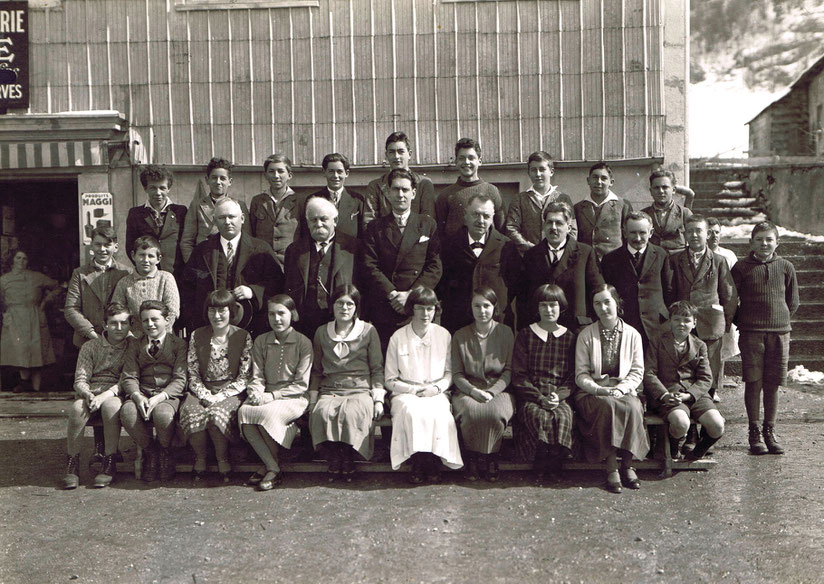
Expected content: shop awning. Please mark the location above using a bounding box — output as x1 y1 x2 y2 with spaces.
0 140 106 169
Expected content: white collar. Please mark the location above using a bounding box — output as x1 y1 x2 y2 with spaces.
270 187 294 204
315 237 333 252
527 185 558 199
588 190 620 207
529 322 567 342
144 199 171 214
221 233 242 252
147 333 166 347
393 210 411 225
327 318 365 342
327 187 344 201
627 244 647 256
467 230 487 246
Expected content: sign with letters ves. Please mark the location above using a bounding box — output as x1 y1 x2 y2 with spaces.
0 2 28 109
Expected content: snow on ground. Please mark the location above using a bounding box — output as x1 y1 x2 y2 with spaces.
721 224 824 241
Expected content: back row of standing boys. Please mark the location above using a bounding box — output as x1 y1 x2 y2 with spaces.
63 133 798 489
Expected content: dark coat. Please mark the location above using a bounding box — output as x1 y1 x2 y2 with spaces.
438 226 519 333
181 233 282 331
641 203 693 253
517 237 604 331
601 243 674 344
643 329 713 403
573 197 633 260
296 188 365 241
248 190 299 269
363 169 436 225
125 203 188 276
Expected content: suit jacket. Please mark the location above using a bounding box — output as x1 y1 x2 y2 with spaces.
363 170 436 226
64 260 132 347
518 237 604 331
125 203 188 276
504 189 577 255
181 233 283 331
438 227 519 332
573 197 633 260
120 333 188 399
601 244 674 343
641 202 692 253
296 188 365 241
670 248 738 341
248 190 299 269
283 232 359 314
180 193 251 262
361 212 442 326
643 330 713 403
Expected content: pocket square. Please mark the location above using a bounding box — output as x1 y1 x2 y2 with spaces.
418 235 430 243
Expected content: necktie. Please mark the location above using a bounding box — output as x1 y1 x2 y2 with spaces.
317 241 327 258
632 252 641 271
396 216 406 232
550 248 562 264
226 240 235 268
149 340 160 357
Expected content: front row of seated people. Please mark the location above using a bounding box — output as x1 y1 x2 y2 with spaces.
64 281 726 494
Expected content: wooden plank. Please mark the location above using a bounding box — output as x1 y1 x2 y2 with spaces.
625 115 646 158
211 83 232 127
543 116 563 159
212 124 234 158
192 123 213 163
604 115 625 159
152 123 173 164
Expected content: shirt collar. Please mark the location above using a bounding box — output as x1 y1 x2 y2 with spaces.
266 328 297 345
93 259 114 271
627 244 647 256
144 199 171 214
315 236 334 252
393 209 411 225
270 187 295 204
327 187 344 202
221 233 242 251
468 230 487 246
148 332 166 347
588 190 620 207
529 323 568 342
527 185 557 198
545 238 567 252
327 318 365 342
689 248 706 260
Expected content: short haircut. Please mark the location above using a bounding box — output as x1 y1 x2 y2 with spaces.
91 226 117 243
139 299 169 318
668 300 698 319
203 288 239 322
206 157 233 177
685 213 708 229
466 192 495 208
267 293 299 323
263 153 293 174
706 217 721 228
590 283 623 316
213 196 243 215
306 195 339 219
649 167 676 185
533 284 568 313
623 210 653 228
103 302 130 322
455 137 481 158
385 131 411 150
404 286 442 317
542 200 574 224
589 161 613 178
139 164 174 189
331 284 362 318
132 235 162 256
387 167 417 189
751 220 779 240
527 151 554 168
322 152 350 171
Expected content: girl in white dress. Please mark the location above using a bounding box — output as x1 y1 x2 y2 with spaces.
385 286 463 483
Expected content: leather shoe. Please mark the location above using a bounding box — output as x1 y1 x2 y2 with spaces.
464 456 480 482
246 470 265 486
620 467 641 490
605 476 623 494
486 458 500 483
257 470 283 491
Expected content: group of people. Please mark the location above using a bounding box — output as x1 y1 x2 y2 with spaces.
0 132 798 493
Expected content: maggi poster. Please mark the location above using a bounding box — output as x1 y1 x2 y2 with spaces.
80 192 113 245
0 2 27 109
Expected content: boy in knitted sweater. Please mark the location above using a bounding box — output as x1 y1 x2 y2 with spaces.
435 138 505 241
731 221 799 455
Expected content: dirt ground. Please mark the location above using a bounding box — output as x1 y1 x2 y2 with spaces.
1 381 823 584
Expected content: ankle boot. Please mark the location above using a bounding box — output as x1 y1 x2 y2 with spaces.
94 455 116 488
748 424 768 455
762 424 785 455
681 425 698 454
142 444 159 482
686 430 719 460
63 454 80 489
669 436 686 460
159 447 176 481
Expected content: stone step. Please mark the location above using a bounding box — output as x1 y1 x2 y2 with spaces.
724 356 824 376
782 255 824 270
788 320 824 335
699 207 762 217
692 189 750 201
786 337 824 354
796 302 824 319
722 241 824 256
800 286 824 301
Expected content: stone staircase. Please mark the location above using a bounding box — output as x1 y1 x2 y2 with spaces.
690 167 765 226
722 238 824 376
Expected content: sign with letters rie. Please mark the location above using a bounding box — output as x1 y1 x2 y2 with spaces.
80 192 114 245
0 2 28 109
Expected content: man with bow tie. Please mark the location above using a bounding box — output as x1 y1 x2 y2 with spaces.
284 196 359 338
516 201 603 331
361 168 442 351
601 211 674 349
438 193 519 333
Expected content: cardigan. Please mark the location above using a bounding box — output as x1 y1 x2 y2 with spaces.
111 270 180 338
451 322 514 396
575 320 644 396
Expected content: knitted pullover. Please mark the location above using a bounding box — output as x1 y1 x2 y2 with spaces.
731 252 799 332
435 178 504 240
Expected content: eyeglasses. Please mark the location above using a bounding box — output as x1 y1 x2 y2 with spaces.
334 300 356 308
413 305 436 313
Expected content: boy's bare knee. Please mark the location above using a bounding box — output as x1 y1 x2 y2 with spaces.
700 411 725 438
667 411 690 438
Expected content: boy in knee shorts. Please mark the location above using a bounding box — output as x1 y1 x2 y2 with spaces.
643 301 725 460
731 221 799 455
120 300 188 482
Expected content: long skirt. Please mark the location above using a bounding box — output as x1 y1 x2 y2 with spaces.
389 393 463 470
572 392 649 462
452 392 515 454
309 390 375 460
178 393 242 443
0 304 55 367
514 400 574 462
238 396 308 448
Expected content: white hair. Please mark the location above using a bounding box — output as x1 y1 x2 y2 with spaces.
306 196 339 219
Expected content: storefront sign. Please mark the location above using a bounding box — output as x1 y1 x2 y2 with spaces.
0 2 28 109
80 192 113 245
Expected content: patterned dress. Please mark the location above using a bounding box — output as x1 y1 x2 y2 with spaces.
511 324 576 462
0 269 58 367
179 326 252 442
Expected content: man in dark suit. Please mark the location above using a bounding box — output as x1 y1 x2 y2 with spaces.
517 201 604 331
670 214 738 397
125 165 187 277
438 192 519 333
284 197 359 338
601 211 674 348
361 168 442 350
181 197 282 334
296 153 365 241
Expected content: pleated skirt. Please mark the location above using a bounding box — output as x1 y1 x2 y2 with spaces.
572 392 649 462
309 391 375 460
452 392 515 454
389 393 463 470
238 397 308 449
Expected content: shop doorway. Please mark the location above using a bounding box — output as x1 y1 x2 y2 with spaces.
1 178 80 391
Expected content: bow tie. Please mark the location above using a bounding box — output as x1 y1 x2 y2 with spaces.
470 241 484 250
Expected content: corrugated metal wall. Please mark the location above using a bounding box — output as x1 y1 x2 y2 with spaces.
28 0 665 166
